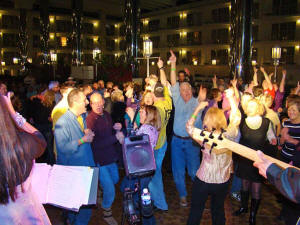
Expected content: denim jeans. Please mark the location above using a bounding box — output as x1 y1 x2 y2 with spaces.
230 175 242 193
98 162 119 209
148 141 168 210
67 207 92 225
171 136 200 198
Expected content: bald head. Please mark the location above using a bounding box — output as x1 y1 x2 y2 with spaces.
90 92 105 115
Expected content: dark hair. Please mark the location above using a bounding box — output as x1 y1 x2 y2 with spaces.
210 88 221 100
0 96 39 204
253 86 263 98
178 70 186 75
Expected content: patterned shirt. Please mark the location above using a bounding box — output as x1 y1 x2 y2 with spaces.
281 119 300 160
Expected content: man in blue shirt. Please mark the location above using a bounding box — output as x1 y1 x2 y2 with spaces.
54 89 95 225
166 50 206 207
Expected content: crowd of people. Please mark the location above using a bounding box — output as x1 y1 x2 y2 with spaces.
0 49 300 225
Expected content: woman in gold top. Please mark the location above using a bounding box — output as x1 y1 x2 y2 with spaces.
186 88 241 225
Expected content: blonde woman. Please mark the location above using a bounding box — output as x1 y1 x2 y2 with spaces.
186 88 241 225
234 99 276 225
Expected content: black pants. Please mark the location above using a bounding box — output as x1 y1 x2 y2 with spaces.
187 178 229 225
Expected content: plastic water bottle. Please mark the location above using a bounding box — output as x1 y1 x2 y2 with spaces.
141 188 151 205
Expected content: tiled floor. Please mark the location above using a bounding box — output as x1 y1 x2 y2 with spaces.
46 169 285 225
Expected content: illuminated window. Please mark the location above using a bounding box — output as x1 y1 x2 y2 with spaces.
61 37 67 47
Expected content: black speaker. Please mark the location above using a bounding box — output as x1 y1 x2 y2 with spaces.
122 134 156 177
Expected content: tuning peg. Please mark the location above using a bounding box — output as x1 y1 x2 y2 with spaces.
209 142 218 154
200 126 207 136
209 128 216 139
200 138 208 150
218 128 226 140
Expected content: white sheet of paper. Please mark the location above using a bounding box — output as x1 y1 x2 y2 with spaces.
31 163 96 211
46 165 84 210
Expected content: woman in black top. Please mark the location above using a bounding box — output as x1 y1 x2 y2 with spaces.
234 99 276 225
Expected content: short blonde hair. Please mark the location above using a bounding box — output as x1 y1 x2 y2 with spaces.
111 90 124 102
203 107 227 131
244 99 265 117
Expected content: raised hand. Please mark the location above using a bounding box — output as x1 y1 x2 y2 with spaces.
198 85 207 102
169 50 176 63
282 69 287 77
197 101 208 110
184 68 190 76
253 66 258 73
231 78 237 87
260 66 266 73
212 74 217 84
157 57 164 68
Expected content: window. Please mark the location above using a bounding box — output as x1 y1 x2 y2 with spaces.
33 35 40 48
272 22 295 40
211 49 228 65
3 33 18 47
32 17 40 30
252 26 258 41
185 51 201 65
56 20 72 33
273 0 297 15
149 20 160 32
2 15 19 29
167 16 180 29
106 39 115 51
211 29 228 44
187 14 194 26
106 25 115 36
3 52 18 65
120 25 126 36
211 8 229 23
253 3 259 19
151 36 160 48
83 23 93 34
167 34 180 47
187 31 202 45
120 40 126 51
281 47 294 64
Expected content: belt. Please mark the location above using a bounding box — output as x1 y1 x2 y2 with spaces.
173 133 190 140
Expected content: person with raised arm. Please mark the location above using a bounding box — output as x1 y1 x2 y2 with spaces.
186 88 241 225
166 50 207 207
0 92 51 224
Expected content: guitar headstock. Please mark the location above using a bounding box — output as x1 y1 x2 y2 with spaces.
192 127 230 154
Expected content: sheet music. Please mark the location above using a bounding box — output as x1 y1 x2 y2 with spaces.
46 165 86 210
31 163 98 212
